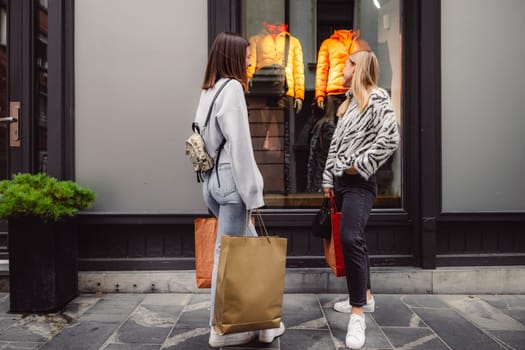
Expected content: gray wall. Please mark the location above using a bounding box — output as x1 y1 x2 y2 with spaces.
75 0 209 214
442 0 525 212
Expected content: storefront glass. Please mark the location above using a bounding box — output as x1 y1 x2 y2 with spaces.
243 0 402 208
0 1 7 180
36 0 48 172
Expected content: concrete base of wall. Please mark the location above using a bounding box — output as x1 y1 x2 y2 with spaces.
77 266 525 295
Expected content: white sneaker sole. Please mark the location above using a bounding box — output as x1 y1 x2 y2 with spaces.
208 330 257 348
259 323 285 343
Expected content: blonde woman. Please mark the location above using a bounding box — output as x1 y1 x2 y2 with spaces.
322 39 400 349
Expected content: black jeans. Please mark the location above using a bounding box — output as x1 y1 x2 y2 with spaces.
335 174 376 307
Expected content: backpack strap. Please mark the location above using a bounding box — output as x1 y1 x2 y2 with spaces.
192 78 232 133
194 78 232 186
204 78 233 128
214 138 227 187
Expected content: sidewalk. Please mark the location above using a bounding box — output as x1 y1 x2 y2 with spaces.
0 292 524 349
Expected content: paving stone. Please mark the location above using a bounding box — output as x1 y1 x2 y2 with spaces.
487 330 525 350
500 309 525 325
441 295 525 331
103 344 161 350
402 295 450 309
141 294 192 306
81 294 144 322
0 341 42 349
40 320 121 350
479 295 525 310
174 294 211 329
478 295 525 325
381 327 449 349
0 317 18 332
412 307 505 349
0 314 70 342
113 304 182 344
61 295 100 320
278 329 335 350
373 295 424 327
282 294 326 329
0 294 9 314
162 327 211 349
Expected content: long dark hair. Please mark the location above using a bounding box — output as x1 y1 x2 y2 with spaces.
202 32 249 90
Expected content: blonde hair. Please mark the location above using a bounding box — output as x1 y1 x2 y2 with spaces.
350 50 379 113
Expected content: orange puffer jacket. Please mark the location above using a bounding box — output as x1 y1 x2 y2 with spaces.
247 31 305 100
315 29 357 100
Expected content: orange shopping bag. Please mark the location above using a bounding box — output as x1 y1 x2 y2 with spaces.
194 217 218 288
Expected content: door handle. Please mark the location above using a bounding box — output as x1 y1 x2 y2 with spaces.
0 117 17 122
8 101 20 147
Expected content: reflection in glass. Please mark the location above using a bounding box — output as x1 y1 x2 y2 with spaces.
36 1 48 173
243 0 402 209
0 4 7 179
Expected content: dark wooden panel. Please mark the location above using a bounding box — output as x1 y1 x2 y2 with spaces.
127 234 145 258
146 234 164 257
77 213 415 271
437 220 525 258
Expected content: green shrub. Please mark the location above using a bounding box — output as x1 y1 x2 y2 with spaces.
0 173 96 222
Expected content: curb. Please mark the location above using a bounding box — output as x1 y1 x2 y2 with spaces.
77 266 525 294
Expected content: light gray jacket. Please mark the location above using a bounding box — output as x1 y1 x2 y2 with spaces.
194 78 264 209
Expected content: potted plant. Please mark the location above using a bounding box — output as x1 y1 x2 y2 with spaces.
0 173 95 313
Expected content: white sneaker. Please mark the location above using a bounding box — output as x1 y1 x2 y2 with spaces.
259 322 285 343
346 313 366 349
208 328 257 348
333 296 375 313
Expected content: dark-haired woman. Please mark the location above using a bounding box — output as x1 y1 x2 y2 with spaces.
194 32 285 348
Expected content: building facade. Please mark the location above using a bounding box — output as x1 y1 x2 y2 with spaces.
1 0 524 271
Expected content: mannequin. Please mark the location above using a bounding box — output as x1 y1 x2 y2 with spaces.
247 22 305 194
248 21 304 113
315 29 357 110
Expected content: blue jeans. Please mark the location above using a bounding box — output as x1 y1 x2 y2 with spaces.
202 163 258 326
334 174 376 307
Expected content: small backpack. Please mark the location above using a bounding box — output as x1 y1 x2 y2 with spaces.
186 79 232 182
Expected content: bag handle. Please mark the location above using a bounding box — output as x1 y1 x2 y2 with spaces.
242 209 272 242
329 194 338 213
282 34 290 68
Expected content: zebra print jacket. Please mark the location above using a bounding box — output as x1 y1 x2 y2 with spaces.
322 87 400 188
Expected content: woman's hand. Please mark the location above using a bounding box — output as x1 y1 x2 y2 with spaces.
345 167 358 175
323 187 334 198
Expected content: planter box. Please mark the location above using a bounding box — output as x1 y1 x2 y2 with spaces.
8 217 78 313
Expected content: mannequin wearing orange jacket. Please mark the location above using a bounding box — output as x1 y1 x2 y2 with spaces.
248 22 305 113
315 29 358 110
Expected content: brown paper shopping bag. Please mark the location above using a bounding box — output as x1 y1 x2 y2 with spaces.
194 217 218 288
213 213 287 335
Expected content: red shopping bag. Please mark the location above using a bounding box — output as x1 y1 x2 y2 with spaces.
323 197 346 277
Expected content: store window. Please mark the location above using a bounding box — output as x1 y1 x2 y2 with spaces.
36 0 48 172
243 0 402 209
0 2 7 180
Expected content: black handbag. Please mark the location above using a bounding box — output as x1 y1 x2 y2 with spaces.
249 34 290 96
311 197 332 239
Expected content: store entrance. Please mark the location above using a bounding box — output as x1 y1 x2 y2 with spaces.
0 0 50 262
